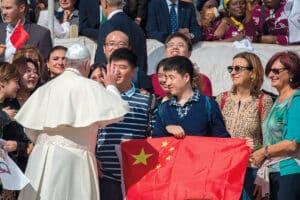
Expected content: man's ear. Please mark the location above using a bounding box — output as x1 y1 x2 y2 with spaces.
0 80 6 88
18 3 26 14
183 73 190 84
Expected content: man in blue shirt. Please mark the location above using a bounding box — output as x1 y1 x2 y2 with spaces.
153 56 229 138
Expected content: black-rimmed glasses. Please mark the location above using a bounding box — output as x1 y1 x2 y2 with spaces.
268 67 288 75
227 65 253 73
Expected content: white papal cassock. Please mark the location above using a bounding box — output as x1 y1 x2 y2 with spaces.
16 68 129 200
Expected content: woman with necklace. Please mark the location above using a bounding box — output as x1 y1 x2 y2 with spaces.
252 51 300 200
205 0 259 42
216 52 273 200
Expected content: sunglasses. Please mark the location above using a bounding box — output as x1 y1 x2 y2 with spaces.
227 65 253 73
268 67 287 75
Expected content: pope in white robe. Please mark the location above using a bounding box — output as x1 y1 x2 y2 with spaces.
15 44 129 200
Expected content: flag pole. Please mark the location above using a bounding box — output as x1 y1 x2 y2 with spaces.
48 0 54 41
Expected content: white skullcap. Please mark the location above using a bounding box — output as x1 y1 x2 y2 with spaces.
66 43 91 60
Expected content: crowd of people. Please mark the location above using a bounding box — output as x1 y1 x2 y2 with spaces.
0 0 300 200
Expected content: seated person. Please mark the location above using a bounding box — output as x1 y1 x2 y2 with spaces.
205 0 259 42
152 32 213 97
153 56 230 138
37 0 79 38
252 0 289 45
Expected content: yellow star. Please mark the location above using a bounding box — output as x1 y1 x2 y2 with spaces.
132 148 152 166
166 155 172 161
169 147 175 152
162 141 168 147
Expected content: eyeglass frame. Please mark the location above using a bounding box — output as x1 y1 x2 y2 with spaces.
227 65 253 73
165 42 186 49
267 67 288 75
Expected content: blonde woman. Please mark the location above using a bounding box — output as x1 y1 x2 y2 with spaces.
216 52 273 200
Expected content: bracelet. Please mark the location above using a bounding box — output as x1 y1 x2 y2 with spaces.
264 146 270 158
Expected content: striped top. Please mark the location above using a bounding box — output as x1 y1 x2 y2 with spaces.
96 86 151 182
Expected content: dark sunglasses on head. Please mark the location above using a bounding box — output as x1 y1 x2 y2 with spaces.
227 65 253 73
268 67 288 75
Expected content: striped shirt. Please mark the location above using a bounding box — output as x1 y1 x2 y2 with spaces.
96 86 150 182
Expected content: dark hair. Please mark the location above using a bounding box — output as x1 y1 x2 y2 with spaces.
163 56 194 85
47 45 68 60
15 0 27 6
165 32 193 52
265 51 300 89
197 0 220 12
0 62 20 82
88 63 106 78
156 58 169 73
109 48 137 69
12 57 39 76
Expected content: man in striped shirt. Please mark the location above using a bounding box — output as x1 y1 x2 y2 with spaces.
96 48 153 200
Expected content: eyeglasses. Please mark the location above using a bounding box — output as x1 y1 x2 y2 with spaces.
165 42 186 48
227 65 253 73
104 41 128 48
268 67 288 75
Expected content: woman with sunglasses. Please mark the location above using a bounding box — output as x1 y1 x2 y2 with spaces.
216 52 273 200
252 51 300 200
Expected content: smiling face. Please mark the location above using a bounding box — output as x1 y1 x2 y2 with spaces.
90 67 104 84
230 57 253 87
165 70 190 97
165 37 191 58
59 0 76 10
227 0 245 18
111 59 135 91
47 49 66 78
103 31 129 61
267 59 290 91
2 78 20 98
157 65 169 93
20 61 39 92
1 0 25 25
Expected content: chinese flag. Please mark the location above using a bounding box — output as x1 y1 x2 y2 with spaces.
10 20 29 49
121 136 251 200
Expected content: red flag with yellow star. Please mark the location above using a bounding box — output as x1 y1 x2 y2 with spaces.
121 136 251 200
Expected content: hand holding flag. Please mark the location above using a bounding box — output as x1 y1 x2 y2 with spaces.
121 136 251 200
4 20 29 61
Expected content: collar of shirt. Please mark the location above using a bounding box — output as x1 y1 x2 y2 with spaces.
166 0 178 11
107 9 123 20
121 83 137 97
169 89 201 107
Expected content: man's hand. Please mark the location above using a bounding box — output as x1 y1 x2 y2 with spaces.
102 63 117 86
166 125 185 139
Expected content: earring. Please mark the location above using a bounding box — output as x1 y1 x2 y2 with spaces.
290 78 293 82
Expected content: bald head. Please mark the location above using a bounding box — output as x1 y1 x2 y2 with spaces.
103 30 130 61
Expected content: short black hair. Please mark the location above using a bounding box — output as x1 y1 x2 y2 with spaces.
88 62 106 78
109 48 137 69
163 56 194 85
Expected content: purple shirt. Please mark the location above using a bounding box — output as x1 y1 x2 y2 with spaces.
252 0 288 45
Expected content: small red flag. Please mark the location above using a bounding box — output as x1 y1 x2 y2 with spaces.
10 20 29 49
121 136 251 200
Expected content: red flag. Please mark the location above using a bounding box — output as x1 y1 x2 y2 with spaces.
10 20 29 49
121 136 251 200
